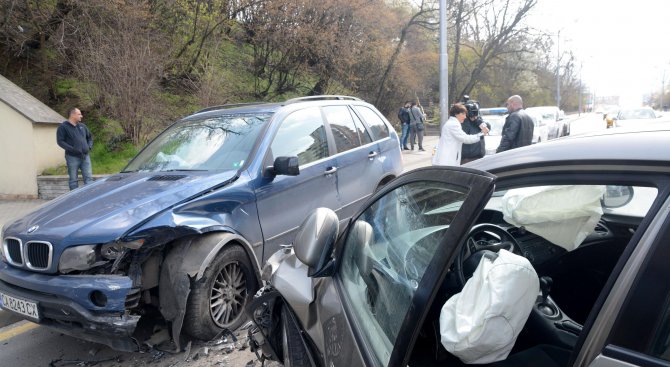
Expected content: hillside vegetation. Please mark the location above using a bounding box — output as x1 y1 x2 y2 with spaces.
1 0 584 173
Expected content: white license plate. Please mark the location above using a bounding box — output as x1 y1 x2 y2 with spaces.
0 292 40 320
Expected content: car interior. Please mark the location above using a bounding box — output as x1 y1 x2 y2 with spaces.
407 184 657 366
340 180 658 366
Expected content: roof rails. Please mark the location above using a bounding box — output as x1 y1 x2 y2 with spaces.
284 95 362 104
195 102 269 114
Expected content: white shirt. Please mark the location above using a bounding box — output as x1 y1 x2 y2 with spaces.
432 116 482 166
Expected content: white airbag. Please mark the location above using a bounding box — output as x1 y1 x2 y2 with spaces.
440 250 539 364
501 185 605 251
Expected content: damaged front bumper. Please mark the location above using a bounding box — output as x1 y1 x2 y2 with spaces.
0 262 141 351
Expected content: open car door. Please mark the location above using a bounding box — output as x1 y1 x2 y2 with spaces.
311 166 497 367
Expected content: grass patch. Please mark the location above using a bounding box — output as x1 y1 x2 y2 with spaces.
90 142 139 174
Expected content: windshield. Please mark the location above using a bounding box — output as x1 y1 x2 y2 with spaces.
123 113 271 172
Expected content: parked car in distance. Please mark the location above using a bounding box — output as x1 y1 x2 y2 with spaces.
526 109 549 144
602 105 620 128
525 106 569 139
610 107 667 129
247 126 670 367
0 95 403 352
480 107 507 155
481 107 547 155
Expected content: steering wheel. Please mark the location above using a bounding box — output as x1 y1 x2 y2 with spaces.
455 224 522 287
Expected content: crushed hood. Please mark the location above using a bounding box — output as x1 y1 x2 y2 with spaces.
5 171 238 247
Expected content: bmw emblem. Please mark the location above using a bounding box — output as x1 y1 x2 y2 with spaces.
27 225 39 233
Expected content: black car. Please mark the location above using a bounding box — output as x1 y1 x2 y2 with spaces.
247 127 670 367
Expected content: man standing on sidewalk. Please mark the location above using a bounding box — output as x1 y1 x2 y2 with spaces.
57 108 94 190
397 101 411 150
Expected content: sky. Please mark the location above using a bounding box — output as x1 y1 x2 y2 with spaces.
528 0 670 107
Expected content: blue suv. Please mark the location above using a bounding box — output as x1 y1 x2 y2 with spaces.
0 95 402 351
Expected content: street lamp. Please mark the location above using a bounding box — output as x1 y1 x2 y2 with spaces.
556 30 561 109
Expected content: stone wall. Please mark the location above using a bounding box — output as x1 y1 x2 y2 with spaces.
37 175 110 200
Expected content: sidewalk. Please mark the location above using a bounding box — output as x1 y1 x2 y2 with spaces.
402 135 439 172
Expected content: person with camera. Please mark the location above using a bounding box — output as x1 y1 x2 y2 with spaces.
461 100 490 164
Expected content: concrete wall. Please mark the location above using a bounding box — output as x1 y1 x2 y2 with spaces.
0 103 38 197
32 123 64 173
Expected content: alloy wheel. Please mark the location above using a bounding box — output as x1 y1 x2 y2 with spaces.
209 261 247 327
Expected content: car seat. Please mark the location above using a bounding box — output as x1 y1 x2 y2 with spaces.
439 249 540 364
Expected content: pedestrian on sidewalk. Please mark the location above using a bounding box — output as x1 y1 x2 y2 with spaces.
432 103 485 166
57 108 94 190
397 101 411 150
408 101 425 151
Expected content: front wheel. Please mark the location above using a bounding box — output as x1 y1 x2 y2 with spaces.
183 244 259 340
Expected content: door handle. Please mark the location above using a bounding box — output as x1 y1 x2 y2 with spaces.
368 151 378 159
324 167 338 175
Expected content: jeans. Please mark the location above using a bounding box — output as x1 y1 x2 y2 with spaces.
400 123 410 147
410 124 424 149
65 154 93 190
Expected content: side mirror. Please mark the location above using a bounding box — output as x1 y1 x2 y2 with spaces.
602 186 634 208
293 208 339 277
268 156 299 176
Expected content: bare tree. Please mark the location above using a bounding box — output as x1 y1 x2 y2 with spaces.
453 0 538 98
374 0 438 106
73 1 168 144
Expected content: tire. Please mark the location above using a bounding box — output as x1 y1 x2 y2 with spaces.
183 244 259 340
281 305 310 367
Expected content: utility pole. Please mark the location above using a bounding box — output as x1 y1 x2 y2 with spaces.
662 70 666 111
556 30 561 109
578 61 583 115
439 0 448 134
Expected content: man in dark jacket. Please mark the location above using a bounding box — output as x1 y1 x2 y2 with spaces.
397 101 411 150
496 95 534 153
57 108 94 190
461 101 491 164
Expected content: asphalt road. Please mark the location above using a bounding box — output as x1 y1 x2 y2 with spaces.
0 114 606 366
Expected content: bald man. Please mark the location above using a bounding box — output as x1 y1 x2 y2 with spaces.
496 95 534 153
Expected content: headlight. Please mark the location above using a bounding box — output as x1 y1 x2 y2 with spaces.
0 226 6 262
59 245 97 273
100 239 145 260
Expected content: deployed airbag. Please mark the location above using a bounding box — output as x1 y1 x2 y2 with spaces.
501 185 605 251
440 250 539 364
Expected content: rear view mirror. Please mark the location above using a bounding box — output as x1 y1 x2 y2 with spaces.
293 208 339 277
269 156 299 176
602 186 634 208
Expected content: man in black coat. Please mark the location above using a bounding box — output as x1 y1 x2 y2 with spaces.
57 107 94 190
497 95 534 153
461 101 491 164
397 101 411 150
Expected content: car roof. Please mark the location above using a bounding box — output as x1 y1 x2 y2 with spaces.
184 95 367 120
467 127 670 174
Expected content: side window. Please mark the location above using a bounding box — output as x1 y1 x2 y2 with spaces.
323 106 362 153
339 181 469 365
350 108 373 145
270 107 329 166
353 105 390 141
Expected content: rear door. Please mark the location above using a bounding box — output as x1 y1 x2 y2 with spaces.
311 167 496 367
322 105 381 223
